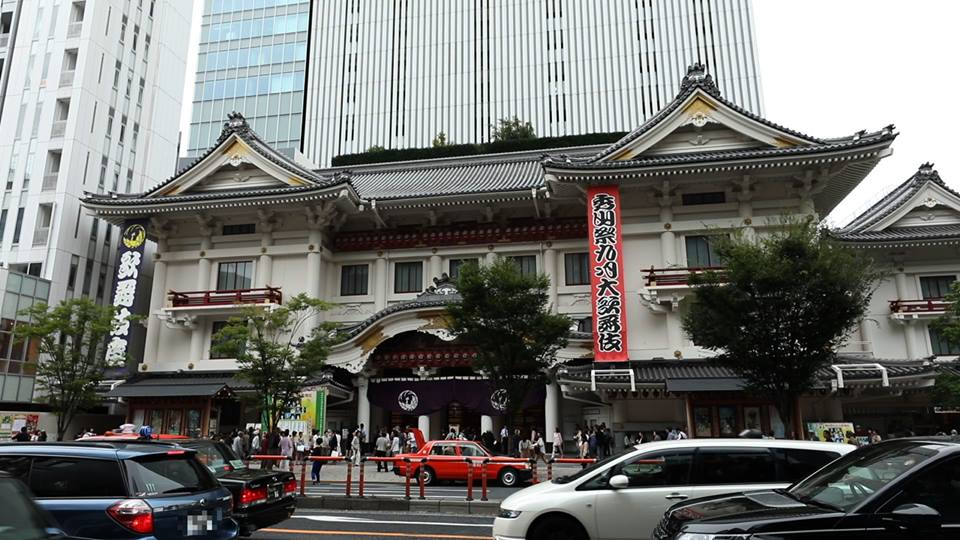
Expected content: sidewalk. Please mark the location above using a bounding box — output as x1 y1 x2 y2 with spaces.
250 460 586 484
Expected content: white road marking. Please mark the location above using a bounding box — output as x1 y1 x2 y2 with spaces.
291 515 493 528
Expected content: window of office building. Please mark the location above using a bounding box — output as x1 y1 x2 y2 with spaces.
216 261 253 291
394 262 423 294
340 264 369 296
564 252 590 286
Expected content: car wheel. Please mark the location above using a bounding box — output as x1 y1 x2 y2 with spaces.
416 466 435 486
498 467 518 487
530 515 587 540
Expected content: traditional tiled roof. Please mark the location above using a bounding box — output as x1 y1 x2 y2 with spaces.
542 63 895 171
84 112 351 207
337 276 462 338
557 356 936 391
835 163 960 243
347 158 544 200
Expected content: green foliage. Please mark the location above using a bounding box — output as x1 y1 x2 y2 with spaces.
491 116 536 142
331 132 628 166
14 298 119 440
932 281 960 348
212 294 338 432
446 258 570 423
931 372 960 409
682 220 881 435
366 145 386 153
432 131 451 147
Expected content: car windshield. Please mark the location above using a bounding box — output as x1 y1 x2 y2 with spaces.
180 440 246 475
125 453 219 497
789 440 942 512
553 447 637 484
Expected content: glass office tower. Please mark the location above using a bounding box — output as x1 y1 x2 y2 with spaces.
187 0 309 156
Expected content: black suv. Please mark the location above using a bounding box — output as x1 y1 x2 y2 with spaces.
655 437 960 539
84 436 296 537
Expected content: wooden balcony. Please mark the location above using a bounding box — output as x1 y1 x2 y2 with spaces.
644 266 725 288
889 298 950 320
168 286 282 308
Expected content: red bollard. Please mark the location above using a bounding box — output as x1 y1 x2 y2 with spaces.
403 458 412 500
480 459 489 501
418 458 426 500
345 459 353 497
547 459 553 481
531 459 539 484
465 458 474 502
299 460 307 497
358 458 366 498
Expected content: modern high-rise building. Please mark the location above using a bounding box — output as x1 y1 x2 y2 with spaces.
186 0 309 156
0 1 192 401
301 0 764 166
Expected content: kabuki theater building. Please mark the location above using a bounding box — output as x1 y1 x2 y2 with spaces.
87 65 960 445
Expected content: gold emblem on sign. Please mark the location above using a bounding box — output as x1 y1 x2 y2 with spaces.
122 224 146 249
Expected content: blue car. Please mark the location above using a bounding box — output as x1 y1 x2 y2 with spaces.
0 441 239 539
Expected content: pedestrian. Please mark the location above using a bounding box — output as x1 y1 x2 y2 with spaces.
534 431 548 464
280 429 293 465
445 428 457 440
390 430 401 471
652 430 662 441
310 439 325 484
588 429 598 458
12 426 30 442
552 427 563 459
351 429 362 466
251 429 261 455
37 430 48 442
518 434 531 460
595 427 606 460
623 432 632 449
676 427 688 440
232 431 244 457
375 431 389 472
295 432 306 463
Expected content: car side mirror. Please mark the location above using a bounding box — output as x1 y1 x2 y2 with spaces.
45 528 67 540
891 503 940 517
608 474 629 489
885 504 942 532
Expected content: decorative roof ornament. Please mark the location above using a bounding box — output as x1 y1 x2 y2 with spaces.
419 273 459 298
225 111 250 132
918 162 936 176
679 62 721 98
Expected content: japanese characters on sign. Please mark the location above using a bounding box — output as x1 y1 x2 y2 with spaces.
587 185 629 362
105 221 148 367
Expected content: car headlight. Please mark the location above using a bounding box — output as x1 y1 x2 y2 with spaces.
498 508 522 519
676 534 749 540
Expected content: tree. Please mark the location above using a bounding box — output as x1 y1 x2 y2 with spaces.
14 298 119 441
930 372 960 410
366 145 386 153
682 220 881 438
491 116 536 142
446 258 570 424
432 131 451 147
212 294 337 432
932 280 960 347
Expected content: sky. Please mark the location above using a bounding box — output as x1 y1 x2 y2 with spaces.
178 1 959 227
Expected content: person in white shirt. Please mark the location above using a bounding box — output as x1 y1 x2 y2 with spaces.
374 432 390 472
232 431 244 457
390 431 401 471
552 427 564 459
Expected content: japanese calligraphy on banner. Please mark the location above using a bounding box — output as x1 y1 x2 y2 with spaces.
587 186 629 362
105 220 148 367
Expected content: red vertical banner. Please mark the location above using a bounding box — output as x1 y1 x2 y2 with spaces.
587 185 629 362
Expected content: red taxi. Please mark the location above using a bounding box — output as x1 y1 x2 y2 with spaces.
393 430 532 487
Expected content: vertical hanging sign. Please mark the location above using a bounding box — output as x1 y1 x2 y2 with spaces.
104 220 148 367
587 185 629 362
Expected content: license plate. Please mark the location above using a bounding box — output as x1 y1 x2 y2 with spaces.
186 511 218 536
269 484 282 500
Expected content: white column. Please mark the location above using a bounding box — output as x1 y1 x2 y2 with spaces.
666 312 684 355
191 238 212 364
480 415 494 435
544 380 560 449
485 251 496 266
374 256 387 311
859 319 875 354
257 233 273 287
306 230 323 299
418 414 430 439
544 246 558 313
904 323 919 359
142 255 167 367
429 253 442 281
739 201 755 240
356 376 370 433
894 271 909 299
659 205 677 266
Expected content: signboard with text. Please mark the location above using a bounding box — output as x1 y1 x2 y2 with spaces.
587 185 629 361
104 220 148 367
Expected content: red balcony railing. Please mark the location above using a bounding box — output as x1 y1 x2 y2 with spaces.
889 298 950 314
644 266 725 287
169 286 282 308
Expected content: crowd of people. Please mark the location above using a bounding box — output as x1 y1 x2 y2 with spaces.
8 426 47 442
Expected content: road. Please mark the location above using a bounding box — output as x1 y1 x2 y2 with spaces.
251 510 494 540
303 480 518 501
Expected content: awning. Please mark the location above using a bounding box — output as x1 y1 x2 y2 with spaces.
665 377 745 392
105 381 235 398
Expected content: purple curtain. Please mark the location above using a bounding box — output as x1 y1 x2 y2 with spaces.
367 380 545 416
